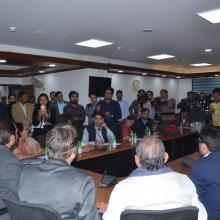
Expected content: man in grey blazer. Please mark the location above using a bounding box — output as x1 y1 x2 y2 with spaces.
19 125 101 220
0 118 23 220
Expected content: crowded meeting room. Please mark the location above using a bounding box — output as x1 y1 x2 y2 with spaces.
1 1 220 220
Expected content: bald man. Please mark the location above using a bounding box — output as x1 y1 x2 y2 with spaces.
103 136 207 220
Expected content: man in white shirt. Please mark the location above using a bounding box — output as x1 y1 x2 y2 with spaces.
103 136 207 220
82 113 114 146
116 90 129 121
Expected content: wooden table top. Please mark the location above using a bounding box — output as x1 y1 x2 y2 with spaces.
76 129 197 162
15 129 197 162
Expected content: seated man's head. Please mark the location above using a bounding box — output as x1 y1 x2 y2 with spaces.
135 136 169 171
125 115 135 128
94 113 105 128
46 125 77 165
199 126 220 156
0 118 17 149
141 108 149 120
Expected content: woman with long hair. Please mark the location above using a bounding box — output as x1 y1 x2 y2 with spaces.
32 93 56 146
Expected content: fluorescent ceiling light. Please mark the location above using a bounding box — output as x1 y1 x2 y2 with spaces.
118 70 124 73
214 74 219 77
176 76 181 79
197 8 220 24
142 73 147 76
75 39 113 48
148 54 175 60
204 48 212 52
0 59 7 63
49 64 56 67
190 63 212 67
39 70 45 73
162 75 167 78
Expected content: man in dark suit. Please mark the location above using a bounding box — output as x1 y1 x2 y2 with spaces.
19 125 101 220
50 91 68 124
0 102 9 119
133 108 153 138
190 126 220 220
0 118 23 220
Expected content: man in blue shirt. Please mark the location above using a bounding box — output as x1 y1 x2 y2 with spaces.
190 126 220 220
116 90 129 121
98 88 122 139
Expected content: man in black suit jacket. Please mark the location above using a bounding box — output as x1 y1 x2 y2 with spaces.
19 125 101 220
0 118 22 220
50 91 68 124
190 126 220 220
133 108 153 138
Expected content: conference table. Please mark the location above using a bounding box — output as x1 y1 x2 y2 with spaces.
74 129 199 176
15 129 200 209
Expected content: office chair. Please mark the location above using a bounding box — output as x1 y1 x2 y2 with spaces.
120 206 199 220
3 198 61 220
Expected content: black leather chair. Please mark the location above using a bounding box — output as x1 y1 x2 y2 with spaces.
120 206 199 220
3 198 61 220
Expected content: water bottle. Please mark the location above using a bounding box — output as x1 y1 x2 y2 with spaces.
145 127 151 136
108 136 112 150
130 131 134 144
77 141 83 154
133 133 137 144
112 136 117 149
179 122 183 135
44 146 49 160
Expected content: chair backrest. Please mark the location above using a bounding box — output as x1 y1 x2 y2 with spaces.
120 206 199 220
3 198 61 220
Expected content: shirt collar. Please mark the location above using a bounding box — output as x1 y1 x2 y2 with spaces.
203 152 211 158
95 125 102 132
129 166 173 177
45 159 69 166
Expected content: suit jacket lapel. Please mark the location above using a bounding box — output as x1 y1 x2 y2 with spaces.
18 103 27 120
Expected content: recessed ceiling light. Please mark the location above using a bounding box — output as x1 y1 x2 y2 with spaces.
148 54 175 60
162 75 167 78
176 76 181 79
34 30 45 34
9 26 16 32
75 39 113 48
0 59 7 63
38 70 45 73
204 48 212 52
214 74 219 77
197 8 220 24
49 64 56 67
142 29 153 33
118 70 124 73
190 63 212 67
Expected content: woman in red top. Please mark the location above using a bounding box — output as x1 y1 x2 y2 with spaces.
121 116 135 141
